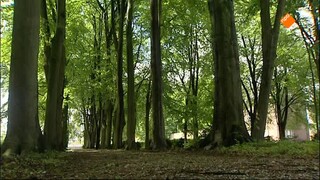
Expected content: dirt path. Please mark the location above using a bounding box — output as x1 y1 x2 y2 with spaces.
1 149 319 179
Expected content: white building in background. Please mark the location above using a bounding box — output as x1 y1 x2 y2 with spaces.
256 107 316 141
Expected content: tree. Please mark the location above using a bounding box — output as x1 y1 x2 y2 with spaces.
208 0 250 146
240 35 261 135
271 67 302 139
145 78 152 149
126 0 136 150
294 4 319 140
1 0 42 155
43 0 68 150
252 0 286 140
113 0 126 149
95 0 115 149
188 27 200 140
151 0 167 149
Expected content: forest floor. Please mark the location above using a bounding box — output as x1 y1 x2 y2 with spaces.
0 147 319 179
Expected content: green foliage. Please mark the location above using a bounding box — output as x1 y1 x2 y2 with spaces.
218 141 320 156
0 3 13 125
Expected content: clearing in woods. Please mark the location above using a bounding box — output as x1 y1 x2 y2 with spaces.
1 149 319 179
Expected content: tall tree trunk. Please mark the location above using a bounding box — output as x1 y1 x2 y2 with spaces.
113 0 126 149
2 0 41 155
62 103 69 149
273 68 286 140
209 0 250 146
282 84 289 140
145 79 152 149
278 83 289 140
252 0 286 140
106 101 114 148
40 0 51 81
95 99 102 149
82 105 89 148
92 14 103 149
151 0 167 149
44 0 67 150
184 94 190 144
274 69 284 140
89 97 97 148
192 28 200 140
126 0 136 150
100 104 107 149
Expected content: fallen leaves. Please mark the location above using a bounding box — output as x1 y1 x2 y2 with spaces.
0 149 319 179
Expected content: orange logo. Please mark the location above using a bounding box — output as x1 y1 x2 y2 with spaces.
281 13 296 28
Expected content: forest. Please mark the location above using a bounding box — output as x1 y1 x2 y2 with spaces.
0 0 319 179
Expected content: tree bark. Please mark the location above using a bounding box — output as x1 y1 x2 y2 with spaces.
252 0 286 140
151 0 167 149
100 105 107 149
40 0 51 81
105 101 114 148
145 79 152 149
113 0 126 149
126 0 136 150
209 0 250 146
62 103 69 149
2 0 41 155
44 0 67 150
191 28 200 140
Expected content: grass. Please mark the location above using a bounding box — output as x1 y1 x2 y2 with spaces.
217 140 320 157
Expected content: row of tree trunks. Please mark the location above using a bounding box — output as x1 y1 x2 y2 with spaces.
84 0 125 150
82 99 105 149
96 0 115 149
3 0 295 155
81 13 108 149
83 0 167 150
103 0 115 149
91 0 135 150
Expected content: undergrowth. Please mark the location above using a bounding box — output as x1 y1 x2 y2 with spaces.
217 140 320 157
